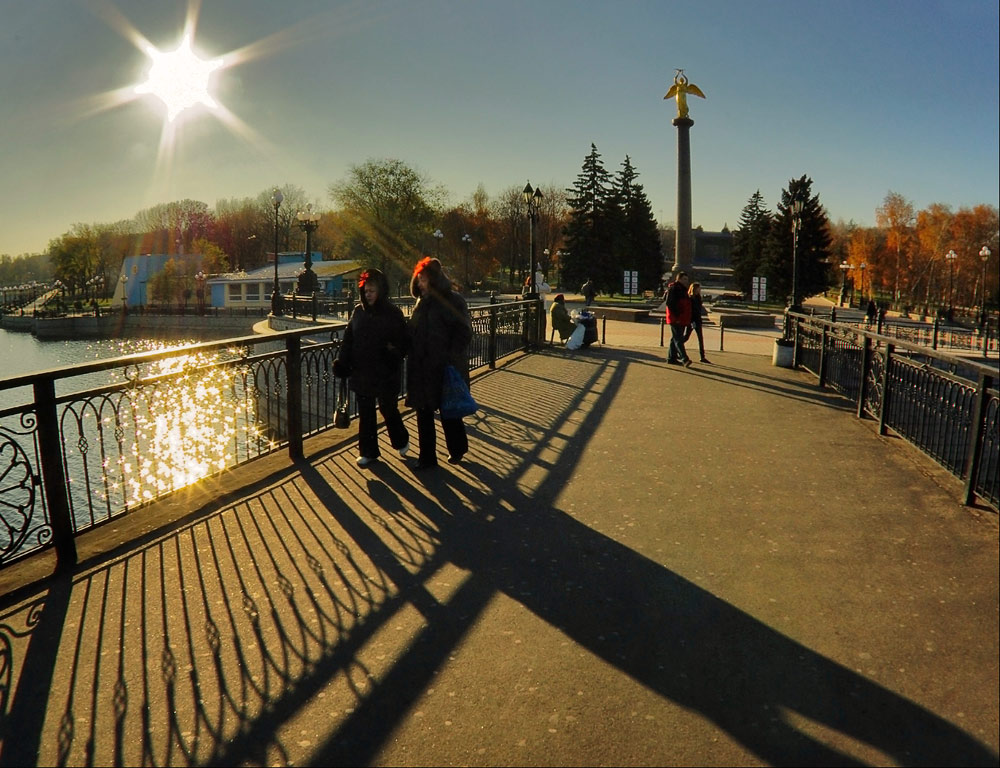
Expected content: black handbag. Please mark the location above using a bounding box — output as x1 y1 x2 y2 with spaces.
334 379 352 428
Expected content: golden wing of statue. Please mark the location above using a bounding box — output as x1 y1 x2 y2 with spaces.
664 84 678 100
686 83 706 99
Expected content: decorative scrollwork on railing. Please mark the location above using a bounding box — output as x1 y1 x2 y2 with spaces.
863 348 885 420
0 429 43 566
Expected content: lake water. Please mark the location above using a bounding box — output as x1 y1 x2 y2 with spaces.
0 328 204 409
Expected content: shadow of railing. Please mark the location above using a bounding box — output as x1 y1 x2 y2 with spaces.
0 348 995 766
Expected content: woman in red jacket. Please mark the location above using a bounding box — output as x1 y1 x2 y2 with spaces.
665 271 693 367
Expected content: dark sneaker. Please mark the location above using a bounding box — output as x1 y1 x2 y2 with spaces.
683 359 693 367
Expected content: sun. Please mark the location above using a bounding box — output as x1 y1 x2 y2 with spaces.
135 33 223 122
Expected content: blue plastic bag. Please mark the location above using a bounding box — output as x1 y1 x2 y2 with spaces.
441 365 478 419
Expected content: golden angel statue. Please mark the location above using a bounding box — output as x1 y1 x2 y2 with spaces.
664 69 705 119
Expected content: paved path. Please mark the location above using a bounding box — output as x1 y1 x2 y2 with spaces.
0 330 996 766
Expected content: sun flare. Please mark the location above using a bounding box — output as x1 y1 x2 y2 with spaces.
135 33 223 122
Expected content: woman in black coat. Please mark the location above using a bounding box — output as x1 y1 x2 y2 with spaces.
333 268 409 467
406 257 473 469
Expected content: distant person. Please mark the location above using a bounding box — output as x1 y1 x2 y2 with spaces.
406 257 473 469
549 294 575 342
684 282 710 363
333 268 410 467
665 271 693 367
581 279 596 307
866 299 877 325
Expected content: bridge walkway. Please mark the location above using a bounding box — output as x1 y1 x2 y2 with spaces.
0 324 996 766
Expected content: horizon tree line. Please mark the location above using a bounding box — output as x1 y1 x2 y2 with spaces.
1 156 995 313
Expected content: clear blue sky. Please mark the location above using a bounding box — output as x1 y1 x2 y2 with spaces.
1 0 997 257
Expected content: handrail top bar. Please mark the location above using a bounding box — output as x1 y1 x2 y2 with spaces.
0 322 349 392
788 312 997 378
0 298 532 392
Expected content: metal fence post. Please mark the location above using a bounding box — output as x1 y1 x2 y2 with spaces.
932 317 939 349
877 342 894 435
33 377 77 569
791 317 800 368
488 304 497 369
857 335 872 419
818 325 828 388
286 335 303 461
963 372 993 506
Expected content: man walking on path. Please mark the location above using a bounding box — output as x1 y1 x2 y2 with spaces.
665 271 693 366
581 278 596 307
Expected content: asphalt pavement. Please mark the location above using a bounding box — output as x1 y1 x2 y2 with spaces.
0 319 996 767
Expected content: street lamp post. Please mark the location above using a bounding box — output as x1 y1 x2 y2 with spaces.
945 249 958 321
196 270 206 315
120 274 128 314
858 262 867 303
433 229 444 261
270 188 284 316
790 198 804 311
979 246 991 323
461 233 472 290
522 181 543 295
295 205 320 300
839 261 853 307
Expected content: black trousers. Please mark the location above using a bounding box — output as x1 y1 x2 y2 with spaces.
356 393 409 459
416 408 467 464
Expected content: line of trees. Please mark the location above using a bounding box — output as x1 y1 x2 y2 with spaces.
834 193 999 314
732 184 999 315
731 175 832 307
561 145 663 294
3 155 995 312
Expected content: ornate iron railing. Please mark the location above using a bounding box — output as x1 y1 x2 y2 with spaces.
0 299 540 570
790 312 998 511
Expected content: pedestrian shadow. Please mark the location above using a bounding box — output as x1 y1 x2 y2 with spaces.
297 353 995 766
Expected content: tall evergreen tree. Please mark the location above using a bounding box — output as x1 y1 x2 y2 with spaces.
731 190 772 297
762 175 832 304
562 144 614 292
612 156 662 292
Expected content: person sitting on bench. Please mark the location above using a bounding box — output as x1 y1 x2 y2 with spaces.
550 294 575 341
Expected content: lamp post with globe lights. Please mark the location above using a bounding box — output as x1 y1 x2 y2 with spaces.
979 246 991 325
461 233 472 290
522 182 543 296
433 228 444 261
838 261 853 308
789 198 804 312
945 249 958 321
295 205 320 300
270 188 284 316
196 271 206 314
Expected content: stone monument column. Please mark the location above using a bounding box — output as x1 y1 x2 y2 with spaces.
672 116 694 273
664 69 705 275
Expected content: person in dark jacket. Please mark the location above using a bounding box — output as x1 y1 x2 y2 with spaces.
665 271 693 366
684 281 710 363
549 293 575 341
406 257 473 469
333 268 410 467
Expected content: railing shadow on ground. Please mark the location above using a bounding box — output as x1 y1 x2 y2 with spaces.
0 348 995 767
